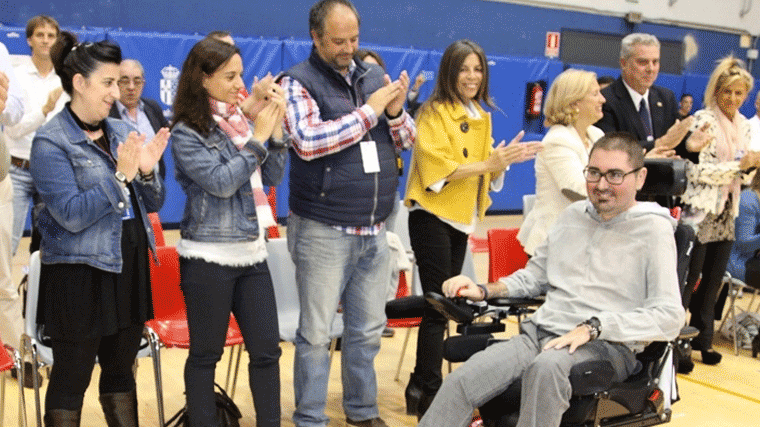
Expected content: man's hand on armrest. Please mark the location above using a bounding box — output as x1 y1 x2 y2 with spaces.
442 275 507 301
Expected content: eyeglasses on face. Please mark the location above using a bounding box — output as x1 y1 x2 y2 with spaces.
118 77 145 87
583 167 642 185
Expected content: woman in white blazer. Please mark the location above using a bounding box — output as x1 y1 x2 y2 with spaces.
518 69 605 255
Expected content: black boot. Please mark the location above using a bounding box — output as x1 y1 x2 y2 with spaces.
405 374 424 416
99 389 138 427
752 334 760 358
43 409 81 427
416 392 436 421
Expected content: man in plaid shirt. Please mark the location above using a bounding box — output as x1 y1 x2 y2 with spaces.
279 1 415 426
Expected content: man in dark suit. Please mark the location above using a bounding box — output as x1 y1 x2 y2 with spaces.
109 59 168 179
595 33 690 155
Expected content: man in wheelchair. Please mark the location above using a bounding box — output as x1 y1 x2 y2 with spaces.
418 133 686 427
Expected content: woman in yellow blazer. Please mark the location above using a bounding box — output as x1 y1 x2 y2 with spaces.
403 39 541 419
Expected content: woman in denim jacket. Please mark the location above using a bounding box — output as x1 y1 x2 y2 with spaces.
29 32 168 426
171 38 288 427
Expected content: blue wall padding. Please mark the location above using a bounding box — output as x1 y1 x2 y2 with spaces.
1 26 108 55
0 26 32 54
5 27 718 226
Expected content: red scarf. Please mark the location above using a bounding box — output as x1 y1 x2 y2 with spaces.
209 98 276 228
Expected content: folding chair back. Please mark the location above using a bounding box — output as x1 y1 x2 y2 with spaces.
148 245 185 319
487 228 529 282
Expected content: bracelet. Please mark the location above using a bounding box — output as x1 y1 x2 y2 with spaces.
139 170 155 181
476 284 489 301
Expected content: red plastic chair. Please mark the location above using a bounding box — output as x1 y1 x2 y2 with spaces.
144 246 244 426
148 212 165 247
0 339 25 427
487 228 530 282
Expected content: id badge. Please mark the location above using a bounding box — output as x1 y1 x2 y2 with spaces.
122 206 134 221
360 140 381 173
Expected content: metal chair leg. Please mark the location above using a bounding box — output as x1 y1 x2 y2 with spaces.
224 345 235 392
224 344 244 400
1 369 5 427
394 328 412 382
11 347 27 427
717 276 740 356
29 344 41 427
229 345 243 400
146 328 165 426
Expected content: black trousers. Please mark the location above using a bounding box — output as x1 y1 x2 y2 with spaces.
45 324 143 411
685 239 734 349
408 210 468 393
180 257 282 427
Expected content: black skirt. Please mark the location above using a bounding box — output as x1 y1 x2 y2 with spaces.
36 216 153 342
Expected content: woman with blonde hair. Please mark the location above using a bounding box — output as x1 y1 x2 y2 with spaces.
682 56 760 365
517 69 605 255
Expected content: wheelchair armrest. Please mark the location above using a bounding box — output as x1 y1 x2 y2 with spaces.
488 296 544 309
679 325 699 340
386 295 426 319
424 292 476 324
569 360 615 396
443 334 497 362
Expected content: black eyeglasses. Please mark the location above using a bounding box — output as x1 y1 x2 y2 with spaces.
583 167 642 185
118 77 145 87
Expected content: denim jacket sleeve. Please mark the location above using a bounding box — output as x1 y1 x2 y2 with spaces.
133 171 166 214
171 122 270 198
261 131 289 188
30 133 130 234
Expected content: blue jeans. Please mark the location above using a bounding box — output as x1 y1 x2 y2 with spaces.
287 213 389 427
10 165 36 255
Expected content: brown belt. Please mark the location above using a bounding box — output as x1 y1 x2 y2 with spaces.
10 156 30 169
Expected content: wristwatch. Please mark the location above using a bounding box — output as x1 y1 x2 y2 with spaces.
579 317 602 340
114 171 129 185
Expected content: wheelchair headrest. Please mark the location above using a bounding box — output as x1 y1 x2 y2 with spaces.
638 158 687 197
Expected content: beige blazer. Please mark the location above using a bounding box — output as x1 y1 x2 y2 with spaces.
518 124 604 255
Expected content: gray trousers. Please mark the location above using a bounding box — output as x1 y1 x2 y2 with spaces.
417 320 639 427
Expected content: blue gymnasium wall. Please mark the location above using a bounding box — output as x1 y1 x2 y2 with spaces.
2 0 754 221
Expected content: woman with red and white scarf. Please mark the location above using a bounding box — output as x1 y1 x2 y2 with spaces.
170 38 288 427
681 56 760 366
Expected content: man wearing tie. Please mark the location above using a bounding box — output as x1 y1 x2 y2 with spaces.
595 33 688 155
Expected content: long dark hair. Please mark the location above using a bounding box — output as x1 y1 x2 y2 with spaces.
51 31 121 96
419 39 493 117
172 38 240 135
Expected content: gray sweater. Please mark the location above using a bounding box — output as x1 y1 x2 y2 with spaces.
501 200 685 352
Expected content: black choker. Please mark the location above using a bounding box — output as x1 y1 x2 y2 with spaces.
67 104 104 132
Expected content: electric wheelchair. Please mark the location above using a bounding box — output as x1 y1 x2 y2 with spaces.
418 158 698 427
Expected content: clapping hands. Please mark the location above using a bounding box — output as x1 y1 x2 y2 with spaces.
117 129 170 182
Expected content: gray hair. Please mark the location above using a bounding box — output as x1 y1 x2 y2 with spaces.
121 59 144 77
620 33 660 59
